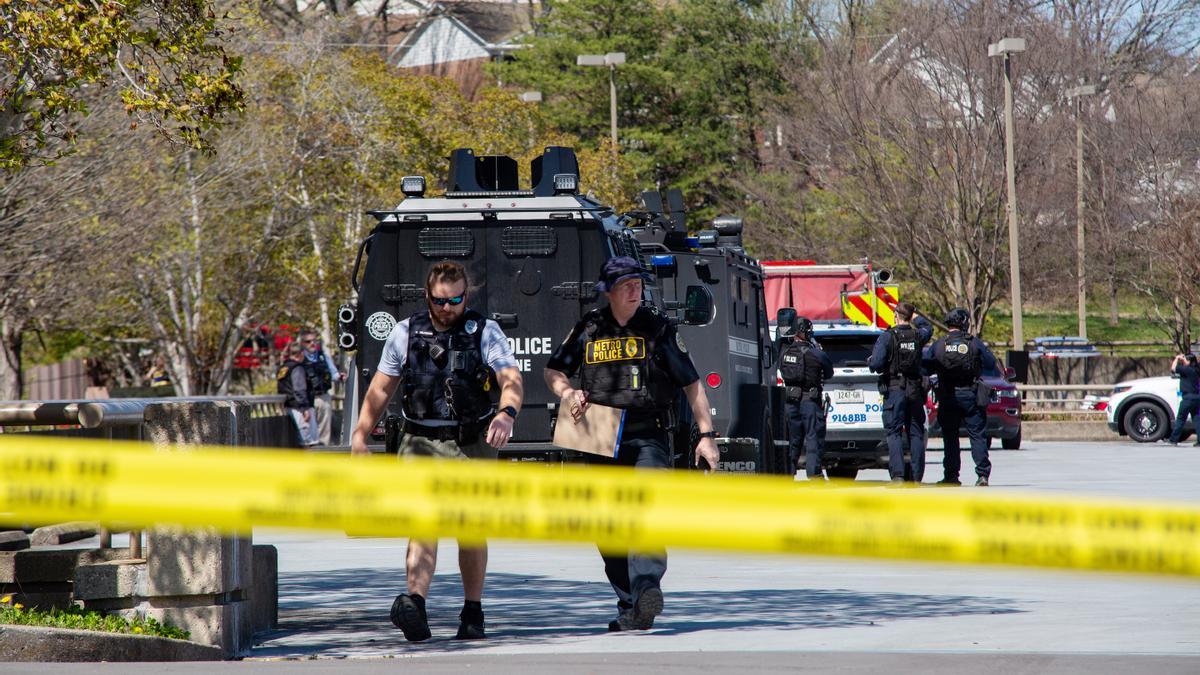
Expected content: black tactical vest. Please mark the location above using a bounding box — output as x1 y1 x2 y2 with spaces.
276 359 306 409
577 307 675 410
936 332 981 388
886 324 922 385
779 340 824 389
304 354 333 394
401 310 494 423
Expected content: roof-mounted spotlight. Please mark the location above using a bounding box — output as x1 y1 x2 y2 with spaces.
712 215 743 236
553 173 579 194
401 175 426 198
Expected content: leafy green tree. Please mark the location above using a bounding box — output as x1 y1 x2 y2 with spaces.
0 0 243 171
493 0 794 223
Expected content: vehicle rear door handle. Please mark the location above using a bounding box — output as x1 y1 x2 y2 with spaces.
490 312 518 326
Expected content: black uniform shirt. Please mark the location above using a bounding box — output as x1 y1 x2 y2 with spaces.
1175 363 1200 396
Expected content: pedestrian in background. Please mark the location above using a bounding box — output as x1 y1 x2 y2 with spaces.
544 256 720 633
778 315 833 479
278 342 318 447
350 261 523 642
301 330 344 446
1166 352 1200 445
868 302 933 484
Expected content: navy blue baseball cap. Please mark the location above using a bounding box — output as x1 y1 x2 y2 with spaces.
596 256 651 292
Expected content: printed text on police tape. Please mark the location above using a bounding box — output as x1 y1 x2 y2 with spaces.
0 435 1197 577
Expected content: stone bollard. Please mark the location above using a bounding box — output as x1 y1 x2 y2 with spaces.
136 401 257 656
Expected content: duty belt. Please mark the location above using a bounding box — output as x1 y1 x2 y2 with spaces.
403 422 461 442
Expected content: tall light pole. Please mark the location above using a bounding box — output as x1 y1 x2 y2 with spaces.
576 52 626 147
1066 84 1096 340
989 37 1026 351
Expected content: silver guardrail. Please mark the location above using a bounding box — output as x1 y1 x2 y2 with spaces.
0 395 288 428
1016 384 1113 418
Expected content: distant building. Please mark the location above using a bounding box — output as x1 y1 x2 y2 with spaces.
390 1 538 97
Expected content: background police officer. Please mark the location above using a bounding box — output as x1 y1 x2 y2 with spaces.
868 302 933 484
278 341 318 447
779 316 833 479
351 261 524 642
544 256 720 633
300 330 343 446
925 308 997 487
1167 352 1200 445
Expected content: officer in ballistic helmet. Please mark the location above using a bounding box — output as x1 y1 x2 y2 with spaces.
350 261 524 642
1166 352 1200 445
779 315 834 479
544 256 720 632
868 302 933 484
925 308 997 487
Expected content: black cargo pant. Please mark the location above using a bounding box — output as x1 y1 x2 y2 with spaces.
938 386 991 480
1169 394 1200 443
594 432 670 614
883 387 927 481
785 396 824 478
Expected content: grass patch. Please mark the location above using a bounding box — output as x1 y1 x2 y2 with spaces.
982 310 1179 348
0 595 188 640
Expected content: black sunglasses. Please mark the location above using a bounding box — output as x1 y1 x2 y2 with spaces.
430 294 465 306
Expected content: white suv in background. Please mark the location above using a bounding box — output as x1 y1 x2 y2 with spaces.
1107 376 1190 443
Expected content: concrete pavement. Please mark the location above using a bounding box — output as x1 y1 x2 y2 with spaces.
244 440 1199 662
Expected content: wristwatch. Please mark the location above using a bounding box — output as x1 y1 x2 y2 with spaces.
499 405 518 420
697 430 718 439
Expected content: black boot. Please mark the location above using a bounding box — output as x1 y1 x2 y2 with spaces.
390 593 431 642
456 600 486 640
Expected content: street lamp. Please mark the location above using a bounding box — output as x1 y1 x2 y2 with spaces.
518 91 542 103
576 52 626 147
1066 83 1097 340
989 37 1026 352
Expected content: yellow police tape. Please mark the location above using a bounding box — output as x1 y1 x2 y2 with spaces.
1 435 1198 578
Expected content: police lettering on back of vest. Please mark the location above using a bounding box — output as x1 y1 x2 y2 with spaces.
937 333 981 386
401 309 494 422
887 324 922 381
779 341 817 388
577 307 675 410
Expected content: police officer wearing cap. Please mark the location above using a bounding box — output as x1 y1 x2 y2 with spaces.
925 308 997 487
351 261 524 642
544 256 720 633
868 302 933 484
778 316 834 478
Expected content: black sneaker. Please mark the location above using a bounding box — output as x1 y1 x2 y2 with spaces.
632 587 663 629
390 593 431 642
975 477 989 487
936 478 961 486
456 605 486 640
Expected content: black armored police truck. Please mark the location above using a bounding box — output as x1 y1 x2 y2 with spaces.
338 146 788 474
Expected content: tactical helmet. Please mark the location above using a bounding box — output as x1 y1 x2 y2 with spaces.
945 308 970 330
794 315 814 337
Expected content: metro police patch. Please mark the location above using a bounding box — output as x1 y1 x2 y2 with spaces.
585 337 646 364
675 333 688 353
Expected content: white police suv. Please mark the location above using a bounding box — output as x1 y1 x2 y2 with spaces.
1106 375 1192 443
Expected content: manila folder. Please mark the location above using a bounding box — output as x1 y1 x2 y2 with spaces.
552 396 626 458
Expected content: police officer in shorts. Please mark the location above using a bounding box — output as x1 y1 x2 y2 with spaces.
925 308 997 487
779 316 833 478
351 261 524 642
543 256 720 632
868 302 933 484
